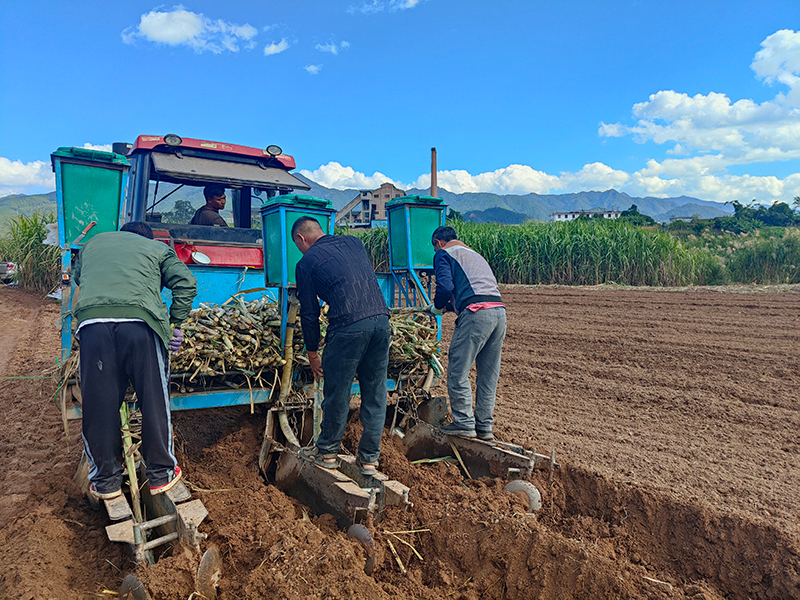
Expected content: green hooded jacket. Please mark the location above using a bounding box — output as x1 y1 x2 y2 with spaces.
73 231 197 348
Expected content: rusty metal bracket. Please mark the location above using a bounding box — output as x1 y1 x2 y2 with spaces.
403 422 557 480
272 446 411 530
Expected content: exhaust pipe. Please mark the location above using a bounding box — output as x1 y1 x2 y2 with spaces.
431 147 437 198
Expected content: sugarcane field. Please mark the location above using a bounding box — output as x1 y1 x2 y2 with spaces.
1 282 798 599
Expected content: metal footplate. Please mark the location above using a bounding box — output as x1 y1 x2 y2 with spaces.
273 448 411 530
403 422 559 479
104 496 134 522
105 482 209 562
338 455 411 509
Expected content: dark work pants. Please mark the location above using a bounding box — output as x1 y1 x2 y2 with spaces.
79 322 177 494
317 315 391 464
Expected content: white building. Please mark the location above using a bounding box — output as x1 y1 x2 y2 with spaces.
549 210 622 222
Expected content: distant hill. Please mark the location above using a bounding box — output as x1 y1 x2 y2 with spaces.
0 179 734 233
403 187 733 223
655 202 730 221
0 192 57 234
462 207 533 224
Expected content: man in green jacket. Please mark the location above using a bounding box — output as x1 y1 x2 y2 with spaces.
73 222 197 499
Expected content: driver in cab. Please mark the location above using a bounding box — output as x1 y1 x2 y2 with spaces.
190 184 228 227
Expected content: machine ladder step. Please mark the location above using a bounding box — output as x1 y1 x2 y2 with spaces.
104 496 134 522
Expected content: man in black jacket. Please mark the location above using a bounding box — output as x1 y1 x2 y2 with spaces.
292 217 390 475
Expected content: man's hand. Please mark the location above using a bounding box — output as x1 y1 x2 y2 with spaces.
307 350 323 380
169 328 184 354
425 303 445 316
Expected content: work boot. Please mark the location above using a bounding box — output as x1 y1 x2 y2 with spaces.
476 430 495 441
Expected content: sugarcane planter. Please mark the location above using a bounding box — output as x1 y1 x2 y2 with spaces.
52 137 557 593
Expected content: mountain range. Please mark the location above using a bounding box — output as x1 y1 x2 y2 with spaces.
294 175 732 222
0 177 731 234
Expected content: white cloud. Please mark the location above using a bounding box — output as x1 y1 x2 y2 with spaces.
264 39 290 55
315 41 350 55
82 143 113 152
600 90 796 154
305 64 322 75
299 162 405 190
557 162 630 192
409 163 624 196
593 28 800 203
667 143 688 156
412 165 560 195
0 157 54 196
122 7 259 54
348 0 422 14
600 29 800 160
751 29 800 105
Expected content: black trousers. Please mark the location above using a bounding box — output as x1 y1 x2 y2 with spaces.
78 321 177 494
317 315 391 464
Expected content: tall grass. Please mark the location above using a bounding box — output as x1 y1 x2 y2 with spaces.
452 219 721 286
0 211 61 294
332 219 800 286
724 228 800 284
338 226 390 272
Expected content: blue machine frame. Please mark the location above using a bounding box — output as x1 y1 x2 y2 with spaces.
57 146 443 420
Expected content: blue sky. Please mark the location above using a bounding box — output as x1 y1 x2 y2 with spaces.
2 0 799 205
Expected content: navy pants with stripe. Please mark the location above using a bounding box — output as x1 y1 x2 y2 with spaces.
79 322 177 495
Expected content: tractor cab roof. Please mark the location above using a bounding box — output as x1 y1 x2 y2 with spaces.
130 135 310 191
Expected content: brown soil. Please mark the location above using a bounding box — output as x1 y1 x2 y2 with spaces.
0 283 798 599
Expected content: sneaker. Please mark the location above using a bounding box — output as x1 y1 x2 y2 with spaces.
439 423 477 438
150 466 182 495
476 431 495 441
90 484 122 500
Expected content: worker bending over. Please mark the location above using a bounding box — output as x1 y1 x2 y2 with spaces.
430 225 506 441
292 217 391 475
74 221 197 499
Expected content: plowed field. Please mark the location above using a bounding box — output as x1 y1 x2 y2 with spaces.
0 283 798 599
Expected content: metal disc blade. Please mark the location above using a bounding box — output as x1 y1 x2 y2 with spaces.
119 573 152 600
196 545 222 600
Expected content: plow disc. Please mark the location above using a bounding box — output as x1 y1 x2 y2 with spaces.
119 574 151 600
196 545 223 600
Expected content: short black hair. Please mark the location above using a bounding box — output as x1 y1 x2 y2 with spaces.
120 221 154 239
291 216 323 241
432 225 457 245
203 184 226 200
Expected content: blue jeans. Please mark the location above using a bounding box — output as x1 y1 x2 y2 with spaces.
317 315 391 464
447 308 506 433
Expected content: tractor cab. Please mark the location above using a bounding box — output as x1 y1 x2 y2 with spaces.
118 134 312 305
